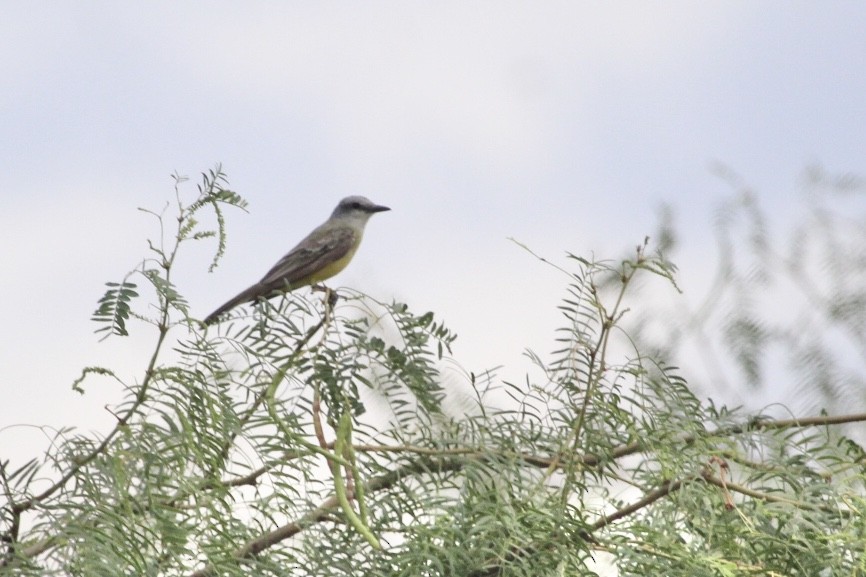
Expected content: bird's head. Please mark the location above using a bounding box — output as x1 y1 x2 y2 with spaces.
331 196 391 222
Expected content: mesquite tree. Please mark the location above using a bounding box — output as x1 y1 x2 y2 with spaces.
2 167 864 577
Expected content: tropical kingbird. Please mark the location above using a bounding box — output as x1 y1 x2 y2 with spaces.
204 195 390 324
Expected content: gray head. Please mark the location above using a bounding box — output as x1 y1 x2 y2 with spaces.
330 196 391 220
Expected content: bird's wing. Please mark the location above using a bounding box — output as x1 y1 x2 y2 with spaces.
203 226 359 325
258 225 358 291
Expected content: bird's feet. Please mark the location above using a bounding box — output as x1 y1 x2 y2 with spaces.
311 284 339 308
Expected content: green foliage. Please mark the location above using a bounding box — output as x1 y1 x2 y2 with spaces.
91 280 138 338
642 164 866 417
2 167 865 577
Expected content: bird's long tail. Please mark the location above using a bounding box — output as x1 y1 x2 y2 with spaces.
203 283 267 325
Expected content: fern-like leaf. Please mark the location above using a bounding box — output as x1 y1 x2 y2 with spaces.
92 281 138 339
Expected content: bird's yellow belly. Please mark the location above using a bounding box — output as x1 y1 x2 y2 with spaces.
305 244 359 284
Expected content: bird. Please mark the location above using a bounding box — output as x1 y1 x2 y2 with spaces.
204 195 390 324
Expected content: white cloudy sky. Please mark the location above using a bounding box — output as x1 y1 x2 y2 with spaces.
2 2 865 455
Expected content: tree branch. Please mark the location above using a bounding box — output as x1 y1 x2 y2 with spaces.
700 472 851 516
589 478 686 532
187 458 467 577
